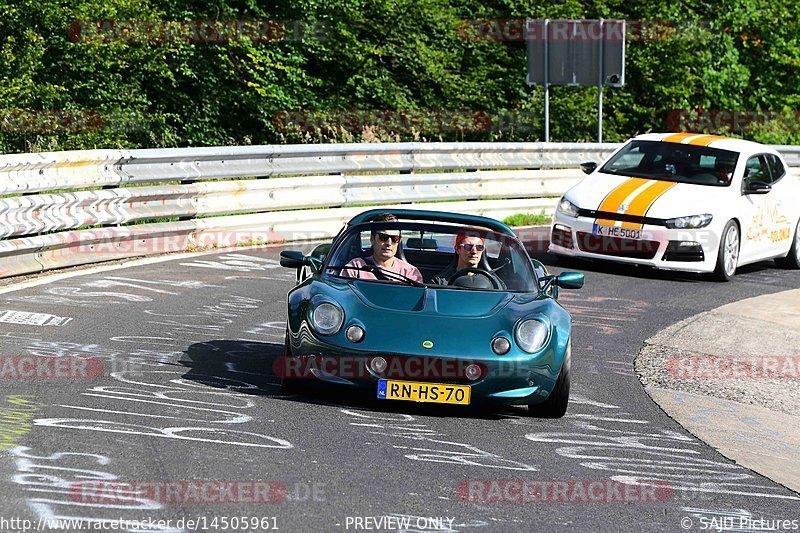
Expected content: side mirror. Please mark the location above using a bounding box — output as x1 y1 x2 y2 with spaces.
580 162 598 175
556 272 584 289
539 274 559 299
279 250 307 269
744 181 771 195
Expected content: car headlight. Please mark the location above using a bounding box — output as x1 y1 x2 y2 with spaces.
665 214 713 229
515 318 550 353
557 197 579 218
310 302 344 335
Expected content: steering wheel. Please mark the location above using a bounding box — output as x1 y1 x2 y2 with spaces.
447 268 506 290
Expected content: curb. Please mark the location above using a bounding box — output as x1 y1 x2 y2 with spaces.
635 288 800 494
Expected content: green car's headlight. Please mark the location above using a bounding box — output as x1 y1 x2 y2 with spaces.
310 302 344 335
557 197 580 218
515 318 550 353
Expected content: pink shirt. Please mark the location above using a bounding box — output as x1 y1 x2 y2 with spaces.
341 256 423 282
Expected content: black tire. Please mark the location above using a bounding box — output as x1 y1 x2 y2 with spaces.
528 342 571 418
280 328 305 393
713 220 740 281
775 218 800 269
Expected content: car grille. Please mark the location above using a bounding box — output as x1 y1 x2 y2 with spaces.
551 226 574 249
575 232 660 259
577 209 666 227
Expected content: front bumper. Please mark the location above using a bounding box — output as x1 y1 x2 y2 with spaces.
548 212 721 273
283 327 562 405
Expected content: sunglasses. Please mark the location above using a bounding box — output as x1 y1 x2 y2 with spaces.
375 232 401 244
458 243 485 252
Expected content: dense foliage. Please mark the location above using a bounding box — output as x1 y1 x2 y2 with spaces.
1 0 798 153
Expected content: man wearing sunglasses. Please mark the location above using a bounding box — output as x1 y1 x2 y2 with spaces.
341 213 423 282
431 231 486 285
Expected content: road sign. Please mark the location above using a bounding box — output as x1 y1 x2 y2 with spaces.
526 19 626 141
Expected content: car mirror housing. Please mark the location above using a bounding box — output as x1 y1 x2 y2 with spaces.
580 162 598 175
744 181 771 195
556 272 585 289
279 250 307 269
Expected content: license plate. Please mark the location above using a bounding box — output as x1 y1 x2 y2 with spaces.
377 380 471 405
593 223 642 240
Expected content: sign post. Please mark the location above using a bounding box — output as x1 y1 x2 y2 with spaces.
526 19 625 142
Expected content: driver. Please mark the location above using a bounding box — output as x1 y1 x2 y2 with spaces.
341 213 423 282
431 231 485 285
714 157 736 184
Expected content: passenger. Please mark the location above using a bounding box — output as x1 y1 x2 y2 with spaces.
341 213 423 282
431 232 485 285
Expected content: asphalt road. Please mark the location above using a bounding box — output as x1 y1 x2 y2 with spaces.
0 245 798 533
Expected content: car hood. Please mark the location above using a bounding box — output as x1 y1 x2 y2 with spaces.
567 172 727 219
349 281 515 317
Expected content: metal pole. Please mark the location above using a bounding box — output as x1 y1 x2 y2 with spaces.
544 19 550 142
597 19 604 143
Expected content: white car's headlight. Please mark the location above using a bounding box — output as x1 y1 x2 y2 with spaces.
310 302 344 335
665 213 713 229
557 197 580 218
515 318 550 353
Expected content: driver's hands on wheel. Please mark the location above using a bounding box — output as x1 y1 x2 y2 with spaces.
447 267 506 289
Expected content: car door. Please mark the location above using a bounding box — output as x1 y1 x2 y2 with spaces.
764 154 796 257
738 154 773 262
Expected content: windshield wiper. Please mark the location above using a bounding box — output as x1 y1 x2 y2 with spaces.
326 264 425 287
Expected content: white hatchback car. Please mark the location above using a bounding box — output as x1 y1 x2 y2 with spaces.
549 133 800 280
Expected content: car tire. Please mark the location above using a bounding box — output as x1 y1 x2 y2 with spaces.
713 220 740 281
528 342 571 418
775 218 800 269
280 328 305 393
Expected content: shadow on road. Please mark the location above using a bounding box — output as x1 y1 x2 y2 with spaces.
181 339 525 421
529 250 787 284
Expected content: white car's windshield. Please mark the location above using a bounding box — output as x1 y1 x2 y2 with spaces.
600 140 739 187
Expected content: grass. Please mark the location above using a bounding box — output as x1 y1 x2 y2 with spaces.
502 211 552 227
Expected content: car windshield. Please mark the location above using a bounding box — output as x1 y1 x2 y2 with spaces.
600 140 739 187
324 222 539 292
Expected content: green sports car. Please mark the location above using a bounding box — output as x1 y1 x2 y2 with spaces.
278 209 584 417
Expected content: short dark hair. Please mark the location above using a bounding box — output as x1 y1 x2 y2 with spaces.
372 213 397 223
370 213 398 236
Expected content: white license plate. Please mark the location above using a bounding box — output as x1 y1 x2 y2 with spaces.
593 224 642 240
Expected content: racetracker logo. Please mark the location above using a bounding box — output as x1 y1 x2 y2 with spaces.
68 19 329 44
456 19 710 42
456 479 674 504
67 480 318 504
274 355 500 380
666 109 800 134
666 355 800 379
0 356 104 379
69 230 294 255
273 109 492 134
0 108 104 133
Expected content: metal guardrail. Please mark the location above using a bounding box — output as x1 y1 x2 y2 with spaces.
0 141 796 279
